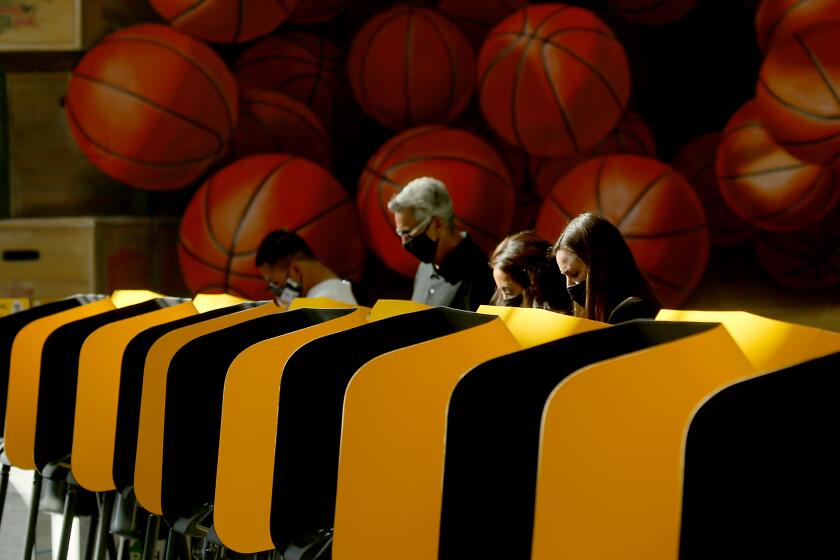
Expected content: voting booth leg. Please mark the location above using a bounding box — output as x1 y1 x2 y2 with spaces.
93 492 116 560
55 483 78 560
141 515 161 560
22 472 43 560
0 463 10 532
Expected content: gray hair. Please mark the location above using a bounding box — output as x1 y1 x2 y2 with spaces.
387 176 455 229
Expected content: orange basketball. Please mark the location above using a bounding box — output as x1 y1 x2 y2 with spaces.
672 132 754 245
149 0 297 43
66 24 237 190
529 111 655 197
231 89 331 169
289 0 346 23
178 154 366 298
607 0 697 25
437 0 529 52
535 154 709 307
756 23 840 165
357 125 515 277
347 5 475 130
716 100 840 232
754 205 840 289
478 4 630 158
235 32 343 129
755 0 840 52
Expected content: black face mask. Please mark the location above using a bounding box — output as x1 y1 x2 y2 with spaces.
501 293 524 307
403 229 439 264
567 280 587 307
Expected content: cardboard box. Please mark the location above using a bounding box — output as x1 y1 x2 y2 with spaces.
0 216 188 301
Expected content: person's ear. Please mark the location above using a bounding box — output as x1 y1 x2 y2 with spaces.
288 260 302 283
429 216 443 240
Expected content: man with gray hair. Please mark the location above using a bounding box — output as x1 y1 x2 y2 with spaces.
388 176 494 311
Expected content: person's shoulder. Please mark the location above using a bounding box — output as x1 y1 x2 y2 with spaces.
607 296 660 324
307 278 357 305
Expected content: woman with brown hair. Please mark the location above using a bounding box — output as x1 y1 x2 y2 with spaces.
552 212 661 324
489 231 570 312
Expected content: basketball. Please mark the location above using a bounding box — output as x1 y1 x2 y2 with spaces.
66 24 238 190
436 0 528 52
235 32 344 129
231 89 331 169
756 23 840 165
607 0 698 25
535 154 710 307
672 132 754 245
716 100 840 232
289 0 346 23
357 125 515 277
530 111 656 197
149 0 297 43
754 206 840 289
477 4 630 158
347 5 475 130
755 0 840 52
178 154 366 298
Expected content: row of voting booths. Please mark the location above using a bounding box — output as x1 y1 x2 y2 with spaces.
0 290 838 560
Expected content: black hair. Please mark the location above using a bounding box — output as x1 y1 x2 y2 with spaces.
255 230 315 268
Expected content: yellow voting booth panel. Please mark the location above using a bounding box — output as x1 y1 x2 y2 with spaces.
72 302 198 492
134 302 280 515
367 299 431 322
531 325 755 560
657 309 840 372
192 293 248 313
3 290 158 470
288 297 357 311
214 307 370 553
477 305 606 349
333 317 520 560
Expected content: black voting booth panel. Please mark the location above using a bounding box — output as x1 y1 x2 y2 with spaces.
112 303 255 493
158 308 356 521
269 307 496 550
437 320 718 560
679 351 840 560
33 299 180 472
0 296 104 434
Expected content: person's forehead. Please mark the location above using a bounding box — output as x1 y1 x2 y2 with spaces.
555 250 581 269
394 209 421 229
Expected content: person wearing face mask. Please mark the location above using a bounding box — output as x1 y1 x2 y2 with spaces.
388 176 495 311
489 231 570 312
255 229 357 309
551 212 661 324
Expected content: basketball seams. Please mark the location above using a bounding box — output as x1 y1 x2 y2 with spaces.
752 165 837 222
616 168 674 229
293 197 352 237
491 28 616 43
547 192 574 222
795 32 840 112
758 78 840 121
179 240 264 281
641 269 686 293
623 223 708 240
540 42 580 153
718 162 807 180
66 100 220 168
233 0 244 43
364 125 446 174
404 8 415 128
236 111 278 152
379 154 513 189
224 157 295 284
203 173 231 256
306 39 327 107
760 0 808 50
543 38 627 112
247 98 329 147
103 35 236 135
415 9 459 123
167 0 209 24
455 215 505 246
72 72 225 152
755 236 824 269
595 157 608 215
356 9 410 117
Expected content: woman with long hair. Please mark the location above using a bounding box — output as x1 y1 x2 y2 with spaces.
489 231 570 312
551 213 661 323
